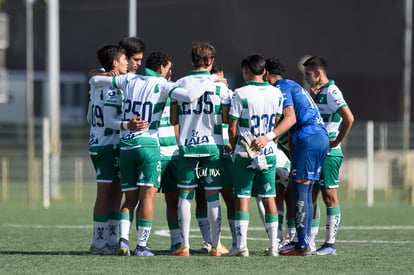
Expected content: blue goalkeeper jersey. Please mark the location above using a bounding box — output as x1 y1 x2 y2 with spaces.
275 79 327 143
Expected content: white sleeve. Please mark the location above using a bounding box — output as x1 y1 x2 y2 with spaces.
89 75 114 87
103 106 121 130
168 75 218 102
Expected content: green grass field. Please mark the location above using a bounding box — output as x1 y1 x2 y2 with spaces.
0 182 413 274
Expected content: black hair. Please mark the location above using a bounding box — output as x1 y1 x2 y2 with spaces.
145 51 172 72
265 58 285 77
241 54 266 75
97 44 126 72
302 56 328 71
119 36 146 59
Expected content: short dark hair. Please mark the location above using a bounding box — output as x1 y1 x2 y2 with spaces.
265 58 285 77
241 54 266 75
97 44 126 72
210 63 224 74
119 36 146 59
145 51 172 72
302 56 328 71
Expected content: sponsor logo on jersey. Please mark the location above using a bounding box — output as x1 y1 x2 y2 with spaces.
184 130 209 146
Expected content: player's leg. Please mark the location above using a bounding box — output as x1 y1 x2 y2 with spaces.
118 149 139 256
280 133 328 256
202 154 224 256
90 148 118 255
226 156 252 257
259 156 278 256
315 154 342 255
160 159 181 252
174 157 197 256
133 146 161 256
195 187 212 253
310 184 321 253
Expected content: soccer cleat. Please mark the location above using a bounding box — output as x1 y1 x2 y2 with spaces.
278 235 293 249
279 246 312 256
91 245 112 255
169 243 181 253
217 244 229 254
118 238 131 256
278 242 296 253
226 247 249 257
314 244 337 256
133 245 154 257
172 247 190 256
210 247 222 257
196 241 212 254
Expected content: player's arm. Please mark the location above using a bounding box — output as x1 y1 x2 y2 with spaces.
330 106 354 148
103 106 147 131
228 117 238 153
169 102 180 143
222 105 230 124
254 105 296 150
89 75 126 89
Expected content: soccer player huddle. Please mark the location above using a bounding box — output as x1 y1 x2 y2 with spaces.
87 37 354 257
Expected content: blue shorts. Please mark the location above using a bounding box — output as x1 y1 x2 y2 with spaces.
290 132 328 181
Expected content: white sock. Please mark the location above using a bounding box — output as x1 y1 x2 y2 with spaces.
310 226 319 251
92 221 108 248
326 212 341 244
119 219 131 241
265 221 279 250
235 219 249 249
107 219 119 246
137 225 152 247
178 197 192 248
207 199 222 248
197 216 212 245
255 197 266 226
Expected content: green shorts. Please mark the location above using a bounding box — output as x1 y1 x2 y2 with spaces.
315 154 343 189
233 155 276 198
159 157 179 193
89 146 120 183
120 145 161 191
178 154 223 190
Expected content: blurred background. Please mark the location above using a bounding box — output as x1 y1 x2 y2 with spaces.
0 0 413 206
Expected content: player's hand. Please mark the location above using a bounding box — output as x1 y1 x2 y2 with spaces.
105 69 120 76
253 136 268 151
128 116 148 131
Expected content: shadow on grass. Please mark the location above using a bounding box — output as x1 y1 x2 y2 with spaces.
0 249 174 256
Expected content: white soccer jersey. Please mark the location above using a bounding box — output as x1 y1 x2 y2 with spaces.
314 80 348 153
159 98 179 159
87 85 121 150
229 81 283 157
174 71 231 157
89 73 216 149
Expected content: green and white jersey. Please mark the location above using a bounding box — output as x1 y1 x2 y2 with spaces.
174 70 231 157
229 81 283 157
87 85 121 152
89 69 216 150
142 69 179 159
159 97 179 159
313 80 348 156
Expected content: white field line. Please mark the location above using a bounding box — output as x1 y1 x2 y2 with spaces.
1 224 413 244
